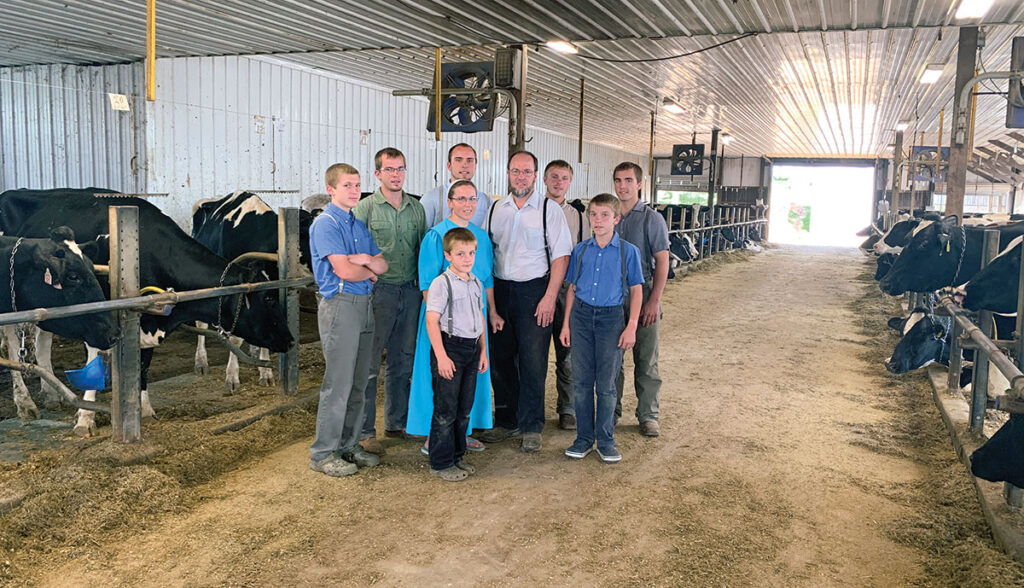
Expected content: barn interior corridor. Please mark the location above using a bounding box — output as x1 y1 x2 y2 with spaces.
28 247 1022 586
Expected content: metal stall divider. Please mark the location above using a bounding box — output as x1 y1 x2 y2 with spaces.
1010 229 1024 508
970 229 1000 433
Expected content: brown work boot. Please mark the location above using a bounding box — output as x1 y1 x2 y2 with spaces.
558 413 577 430
359 437 385 455
639 420 661 437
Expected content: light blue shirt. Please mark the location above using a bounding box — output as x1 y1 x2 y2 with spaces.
567 234 644 307
418 218 494 291
421 182 492 228
308 203 380 298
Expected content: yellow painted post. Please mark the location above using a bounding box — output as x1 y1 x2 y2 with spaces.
146 0 155 101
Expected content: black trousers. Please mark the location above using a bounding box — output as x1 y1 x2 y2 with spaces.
429 333 480 470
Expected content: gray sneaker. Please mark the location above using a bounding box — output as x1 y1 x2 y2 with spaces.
521 432 542 453
310 455 358 477
477 426 521 443
341 446 380 467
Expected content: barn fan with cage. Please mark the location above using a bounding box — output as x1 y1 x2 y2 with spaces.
426 61 499 133
671 144 705 175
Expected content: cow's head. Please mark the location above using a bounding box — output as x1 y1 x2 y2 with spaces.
884 310 950 373
971 414 1024 487
669 234 698 263
874 252 897 281
963 237 1022 314
880 216 960 295
15 228 120 349
220 263 294 353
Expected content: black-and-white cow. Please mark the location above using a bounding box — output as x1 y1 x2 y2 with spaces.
0 227 120 420
669 233 698 263
0 188 294 435
884 309 953 374
879 216 1024 296
962 236 1024 314
971 414 1024 487
301 193 329 217
191 190 313 389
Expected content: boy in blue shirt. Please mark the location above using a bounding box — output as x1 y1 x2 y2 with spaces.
308 163 389 477
559 193 644 463
424 228 489 481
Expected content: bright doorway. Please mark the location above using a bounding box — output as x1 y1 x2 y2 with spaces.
768 163 875 247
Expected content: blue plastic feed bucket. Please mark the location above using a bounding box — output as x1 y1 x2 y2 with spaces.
64 356 107 391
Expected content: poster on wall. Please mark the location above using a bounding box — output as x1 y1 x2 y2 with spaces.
788 203 811 232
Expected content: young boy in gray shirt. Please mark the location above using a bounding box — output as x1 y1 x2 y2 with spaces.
424 227 489 482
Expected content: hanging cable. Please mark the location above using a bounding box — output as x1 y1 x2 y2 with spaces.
576 33 757 63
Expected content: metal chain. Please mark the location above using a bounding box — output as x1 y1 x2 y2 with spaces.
216 261 246 336
9 237 27 361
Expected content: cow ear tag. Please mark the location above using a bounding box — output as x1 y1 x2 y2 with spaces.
946 241 950 253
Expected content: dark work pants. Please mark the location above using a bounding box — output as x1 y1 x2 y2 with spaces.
429 333 480 471
490 277 551 434
551 282 574 416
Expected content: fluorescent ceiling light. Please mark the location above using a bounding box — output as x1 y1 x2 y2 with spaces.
919 64 944 84
545 41 578 54
721 133 734 145
662 97 684 114
896 122 909 131
955 0 994 19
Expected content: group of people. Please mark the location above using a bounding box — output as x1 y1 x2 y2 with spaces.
307 144 670 481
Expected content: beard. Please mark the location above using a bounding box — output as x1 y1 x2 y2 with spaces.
511 186 532 198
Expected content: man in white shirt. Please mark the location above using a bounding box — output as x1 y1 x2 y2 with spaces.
478 151 572 452
543 160 591 431
421 143 492 228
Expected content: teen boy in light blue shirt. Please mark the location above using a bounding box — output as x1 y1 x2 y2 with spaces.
559 193 644 463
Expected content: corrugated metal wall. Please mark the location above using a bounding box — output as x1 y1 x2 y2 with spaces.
146 55 647 227
0 63 145 193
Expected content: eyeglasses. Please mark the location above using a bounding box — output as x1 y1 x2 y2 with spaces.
508 169 535 177
450 196 478 203
380 166 406 174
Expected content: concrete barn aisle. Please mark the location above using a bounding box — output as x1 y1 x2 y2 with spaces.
36 246 1023 586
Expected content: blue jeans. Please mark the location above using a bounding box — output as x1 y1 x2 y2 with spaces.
429 333 479 470
570 300 624 451
490 277 551 434
362 280 421 438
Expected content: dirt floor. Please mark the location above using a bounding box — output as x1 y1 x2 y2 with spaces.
4 245 1024 586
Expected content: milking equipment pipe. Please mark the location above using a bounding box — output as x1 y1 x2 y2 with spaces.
938 296 1024 399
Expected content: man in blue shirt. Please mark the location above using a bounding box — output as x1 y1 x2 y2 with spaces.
421 143 492 227
308 163 389 477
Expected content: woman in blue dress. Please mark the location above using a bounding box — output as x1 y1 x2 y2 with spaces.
406 181 502 450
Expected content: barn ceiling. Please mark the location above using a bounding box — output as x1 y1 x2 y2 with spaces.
3 1 1024 162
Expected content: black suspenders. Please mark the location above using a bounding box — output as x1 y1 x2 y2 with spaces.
487 195 552 274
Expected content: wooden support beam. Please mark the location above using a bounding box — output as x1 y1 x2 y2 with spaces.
277 208 300 395
109 206 142 443
946 26 979 218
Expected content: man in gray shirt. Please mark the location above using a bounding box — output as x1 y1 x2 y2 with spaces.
421 143 492 228
612 162 669 438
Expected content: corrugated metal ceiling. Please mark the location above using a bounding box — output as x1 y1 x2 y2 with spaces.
2 1 1024 162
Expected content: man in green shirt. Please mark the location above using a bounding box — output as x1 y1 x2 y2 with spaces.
354 147 428 454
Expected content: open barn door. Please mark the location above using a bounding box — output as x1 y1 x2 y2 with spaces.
768 162 874 247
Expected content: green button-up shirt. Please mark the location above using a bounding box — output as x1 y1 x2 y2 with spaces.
353 189 427 284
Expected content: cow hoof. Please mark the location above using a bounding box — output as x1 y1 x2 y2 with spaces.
141 413 157 425
194 364 208 376
258 375 275 387
225 381 239 394
17 404 41 421
73 422 96 438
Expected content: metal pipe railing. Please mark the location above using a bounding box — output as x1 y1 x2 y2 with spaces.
938 296 1024 400
0 277 312 327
